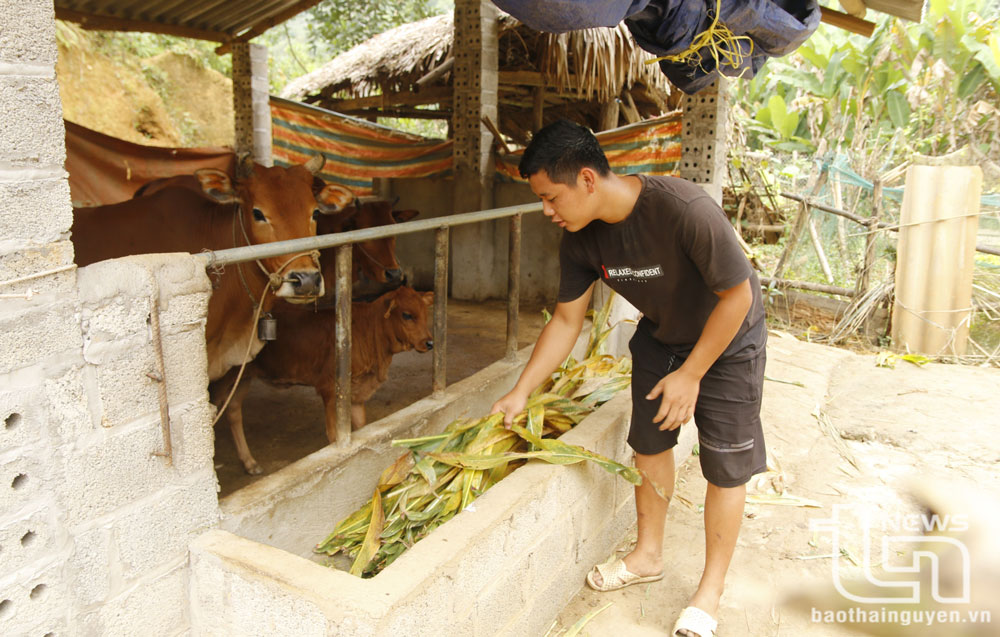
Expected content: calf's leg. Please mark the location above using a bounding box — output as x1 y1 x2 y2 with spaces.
351 403 366 430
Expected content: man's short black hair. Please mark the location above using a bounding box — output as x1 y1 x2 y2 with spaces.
518 119 611 184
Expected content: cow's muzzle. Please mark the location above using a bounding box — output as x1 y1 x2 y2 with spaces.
283 270 323 298
423 339 434 351
385 268 404 284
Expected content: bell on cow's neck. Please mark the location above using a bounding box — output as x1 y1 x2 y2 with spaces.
258 313 277 341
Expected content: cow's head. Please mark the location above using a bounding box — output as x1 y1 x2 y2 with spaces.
317 199 420 299
194 154 354 303
379 286 434 354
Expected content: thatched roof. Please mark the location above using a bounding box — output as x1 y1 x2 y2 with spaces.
281 13 678 145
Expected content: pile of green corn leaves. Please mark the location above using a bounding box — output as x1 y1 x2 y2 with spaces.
316 295 638 578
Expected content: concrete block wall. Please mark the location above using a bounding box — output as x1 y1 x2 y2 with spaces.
1 3 221 633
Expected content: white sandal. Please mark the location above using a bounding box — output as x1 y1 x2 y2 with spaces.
672 606 718 637
585 558 664 592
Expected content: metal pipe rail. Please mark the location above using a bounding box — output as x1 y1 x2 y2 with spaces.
195 201 543 447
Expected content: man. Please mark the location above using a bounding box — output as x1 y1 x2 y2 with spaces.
490 119 767 637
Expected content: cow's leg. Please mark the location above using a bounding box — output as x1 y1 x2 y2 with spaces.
320 388 339 444
351 403 366 430
212 372 263 475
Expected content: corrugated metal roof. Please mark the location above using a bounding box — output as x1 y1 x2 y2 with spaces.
54 0 323 47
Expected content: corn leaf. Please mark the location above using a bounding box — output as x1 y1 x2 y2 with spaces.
349 487 384 576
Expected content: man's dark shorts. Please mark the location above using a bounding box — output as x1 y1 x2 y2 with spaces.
628 319 767 488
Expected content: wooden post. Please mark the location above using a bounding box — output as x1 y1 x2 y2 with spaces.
858 179 882 297
506 213 521 359
773 171 829 278
334 245 352 446
433 227 450 394
599 99 620 131
532 87 545 132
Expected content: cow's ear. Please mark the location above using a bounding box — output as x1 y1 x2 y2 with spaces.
304 153 326 175
194 169 239 204
422 291 434 306
383 299 397 320
317 184 355 214
393 209 419 223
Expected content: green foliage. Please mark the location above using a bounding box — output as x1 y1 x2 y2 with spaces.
91 30 232 77
305 0 452 56
735 0 1000 177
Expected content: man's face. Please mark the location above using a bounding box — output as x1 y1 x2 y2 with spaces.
528 169 593 232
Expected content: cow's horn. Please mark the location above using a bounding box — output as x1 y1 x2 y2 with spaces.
304 154 326 174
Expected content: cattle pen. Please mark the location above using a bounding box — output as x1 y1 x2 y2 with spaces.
196 200 543 454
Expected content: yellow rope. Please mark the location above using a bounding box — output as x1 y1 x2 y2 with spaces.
644 0 755 77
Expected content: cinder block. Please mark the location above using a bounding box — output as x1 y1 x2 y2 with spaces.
81 294 153 343
44 364 93 442
0 453 52 518
0 241 76 297
0 75 65 168
158 292 209 331
169 400 216 476
0 556 68 637
90 341 160 428
0 382 49 451
383 575 476 636
0 178 73 244
0 506 61 578
58 421 178 524
66 525 112 607
115 479 219 581
0 1 57 67
472 547 533 636
75 566 188 636
0 298 83 375
161 328 211 407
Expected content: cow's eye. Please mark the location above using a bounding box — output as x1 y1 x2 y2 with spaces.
402 312 414 321
252 208 266 222
312 209 321 221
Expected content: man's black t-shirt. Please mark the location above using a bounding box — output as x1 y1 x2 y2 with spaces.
558 174 766 362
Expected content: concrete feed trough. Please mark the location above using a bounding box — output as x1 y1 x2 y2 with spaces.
189 340 637 636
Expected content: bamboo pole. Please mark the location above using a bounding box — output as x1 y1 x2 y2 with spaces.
433 228 449 394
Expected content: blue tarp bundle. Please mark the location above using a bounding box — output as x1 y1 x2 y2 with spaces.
491 0 820 94
490 0 652 32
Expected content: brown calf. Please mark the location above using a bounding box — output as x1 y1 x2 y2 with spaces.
212 285 434 474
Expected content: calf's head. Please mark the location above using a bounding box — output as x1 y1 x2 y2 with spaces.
194 154 353 303
379 286 434 354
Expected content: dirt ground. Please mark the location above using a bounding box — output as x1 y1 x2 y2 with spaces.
551 331 1000 636
214 298 549 496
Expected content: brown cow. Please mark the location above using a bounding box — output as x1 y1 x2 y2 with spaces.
71 155 355 380
211 285 434 474
314 198 419 302
135 181 415 298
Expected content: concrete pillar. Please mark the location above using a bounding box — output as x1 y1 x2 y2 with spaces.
231 42 272 167
450 0 499 300
679 80 729 204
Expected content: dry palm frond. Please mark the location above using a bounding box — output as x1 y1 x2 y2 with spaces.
316 293 635 577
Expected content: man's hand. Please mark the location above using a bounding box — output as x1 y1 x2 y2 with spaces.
490 390 528 428
646 367 701 431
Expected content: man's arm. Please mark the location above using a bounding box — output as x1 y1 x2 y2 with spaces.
490 282 596 426
646 277 753 431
